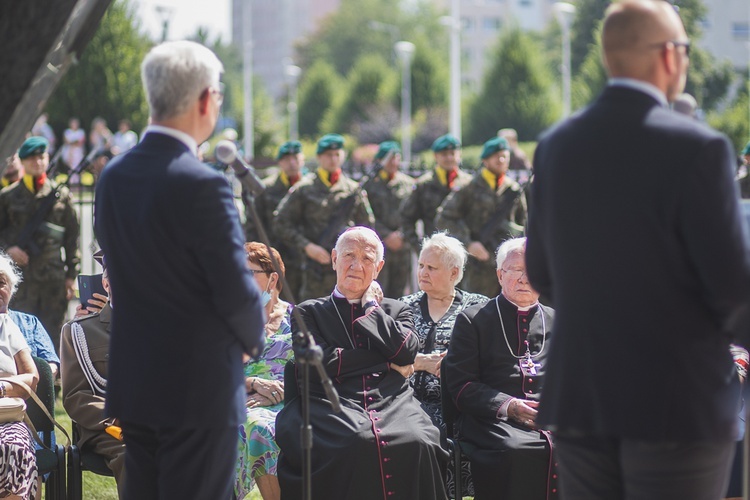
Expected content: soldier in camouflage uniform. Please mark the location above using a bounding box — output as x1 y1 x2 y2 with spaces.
0 137 80 353
401 134 472 251
436 136 526 297
245 140 305 300
275 134 374 301
738 140 750 199
362 141 414 299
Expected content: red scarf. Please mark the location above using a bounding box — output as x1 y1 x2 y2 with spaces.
329 169 341 185
446 169 458 189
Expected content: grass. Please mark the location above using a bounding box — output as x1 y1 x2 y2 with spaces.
42 398 263 499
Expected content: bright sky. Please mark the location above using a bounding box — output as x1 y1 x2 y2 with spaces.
133 0 232 42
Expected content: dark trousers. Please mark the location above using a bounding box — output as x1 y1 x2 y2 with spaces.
121 421 238 500
555 433 735 500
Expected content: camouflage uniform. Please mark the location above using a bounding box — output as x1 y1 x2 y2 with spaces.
275 171 374 301
436 169 526 297
0 179 80 352
401 167 472 250
244 171 303 301
363 170 415 299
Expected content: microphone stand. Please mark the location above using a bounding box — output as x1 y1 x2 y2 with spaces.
238 174 341 500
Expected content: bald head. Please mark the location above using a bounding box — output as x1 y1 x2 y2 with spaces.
602 0 689 100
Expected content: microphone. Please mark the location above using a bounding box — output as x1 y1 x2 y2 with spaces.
215 140 266 197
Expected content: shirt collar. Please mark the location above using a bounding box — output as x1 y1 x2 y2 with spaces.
501 292 539 312
607 78 668 107
144 125 198 156
333 286 360 304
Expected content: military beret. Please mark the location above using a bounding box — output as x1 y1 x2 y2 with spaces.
742 141 750 156
375 141 401 160
18 136 49 159
480 137 510 159
316 134 345 155
277 140 303 160
431 134 461 152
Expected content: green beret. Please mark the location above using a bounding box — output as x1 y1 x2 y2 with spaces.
375 141 401 160
431 134 461 152
480 137 510 159
277 140 303 160
18 136 49 159
742 141 750 157
316 134 345 155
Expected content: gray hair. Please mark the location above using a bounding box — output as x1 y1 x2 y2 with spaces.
420 232 467 285
0 252 22 296
335 226 384 264
496 237 527 270
141 41 224 121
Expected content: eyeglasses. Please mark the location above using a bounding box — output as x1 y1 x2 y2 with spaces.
502 268 527 280
248 269 270 276
205 82 225 106
648 40 691 57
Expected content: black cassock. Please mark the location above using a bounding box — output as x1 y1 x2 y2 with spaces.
442 295 557 500
276 295 448 500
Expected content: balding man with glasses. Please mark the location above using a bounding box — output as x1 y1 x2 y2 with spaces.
526 1 750 498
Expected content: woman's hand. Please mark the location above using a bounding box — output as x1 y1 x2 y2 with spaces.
246 393 275 408
414 351 446 376
247 377 284 405
389 363 415 378
507 398 539 428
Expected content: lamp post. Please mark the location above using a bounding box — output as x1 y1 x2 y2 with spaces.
440 0 462 140
395 41 415 167
154 6 174 42
242 0 254 160
285 64 302 141
553 2 576 118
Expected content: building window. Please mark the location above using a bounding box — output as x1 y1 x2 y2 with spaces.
483 17 502 32
732 22 749 40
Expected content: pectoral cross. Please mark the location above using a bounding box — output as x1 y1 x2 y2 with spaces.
521 341 541 376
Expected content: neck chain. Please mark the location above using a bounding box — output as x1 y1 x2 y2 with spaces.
332 294 356 349
495 296 547 375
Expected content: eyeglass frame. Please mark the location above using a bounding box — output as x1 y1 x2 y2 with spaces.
648 40 691 57
501 267 528 280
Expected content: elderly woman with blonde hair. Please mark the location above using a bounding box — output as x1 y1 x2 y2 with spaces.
0 252 40 500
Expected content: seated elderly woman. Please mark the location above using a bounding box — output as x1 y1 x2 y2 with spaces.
0 253 40 500
400 232 487 496
443 237 556 500
235 243 294 500
276 226 448 500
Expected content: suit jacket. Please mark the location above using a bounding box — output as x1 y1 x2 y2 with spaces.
526 85 750 442
94 132 266 428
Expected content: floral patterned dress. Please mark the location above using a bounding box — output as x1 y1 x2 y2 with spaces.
235 303 294 499
400 288 488 499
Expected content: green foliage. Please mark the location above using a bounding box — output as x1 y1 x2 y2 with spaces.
321 54 397 135
571 26 607 110
45 0 151 137
570 0 609 75
466 26 561 143
707 80 750 154
297 61 343 139
408 35 449 112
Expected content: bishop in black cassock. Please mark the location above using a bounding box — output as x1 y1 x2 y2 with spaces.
276 227 447 500
443 237 556 500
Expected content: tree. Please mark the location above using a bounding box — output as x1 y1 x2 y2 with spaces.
297 61 342 139
45 0 151 140
404 34 448 112
570 0 609 75
321 54 397 135
708 79 749 154
466 26 560 144
571 26 607 111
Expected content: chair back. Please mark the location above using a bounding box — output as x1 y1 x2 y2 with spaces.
27 356 55 437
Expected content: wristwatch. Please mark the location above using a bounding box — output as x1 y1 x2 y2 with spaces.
363 300 379 311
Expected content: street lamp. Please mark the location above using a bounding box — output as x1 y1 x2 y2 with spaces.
395 41 415 167
154 6 174 42
440 0 462 141
285 64 302 141
242 0 254 161
553 2 576 118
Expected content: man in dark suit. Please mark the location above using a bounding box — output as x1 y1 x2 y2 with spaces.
94 41 266 500
525 2 750 499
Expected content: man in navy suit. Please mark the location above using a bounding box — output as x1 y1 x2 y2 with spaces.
94 41 266 500
526 2 750 499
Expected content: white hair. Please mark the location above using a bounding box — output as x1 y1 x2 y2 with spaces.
141 41 223 121
0 252 22 296
420 231 467 285
496 237 527 270
335 226 384 263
